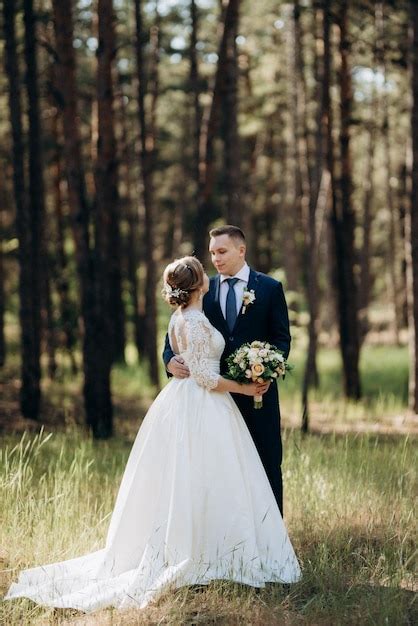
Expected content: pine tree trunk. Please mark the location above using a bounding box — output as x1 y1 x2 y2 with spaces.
302 2 331 426
323 0 338 342
408 0 418 412
190 0 201 207
134 0 159 387
118 89 144 360
24 0 57 380
263 127 277 272
49 89 78 373
95 0 125 364
375 2 402 345
24 0 44 391
293 0 312 218
358 124 375 345
0 206 5 368
331 0 361 399
293 0 320 433
52 0 113 438
194 0 241 260
282 4 302 296
4 0 41 419
398 159 409 329
42 252 57 379
220 0 241 224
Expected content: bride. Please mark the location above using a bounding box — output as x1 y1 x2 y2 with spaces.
4 256 301 613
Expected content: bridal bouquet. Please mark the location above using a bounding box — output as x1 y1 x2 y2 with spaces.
225 341 291 409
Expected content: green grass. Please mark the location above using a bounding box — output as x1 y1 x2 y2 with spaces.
0 428 416 625
275 344 410 430
0 338 416 624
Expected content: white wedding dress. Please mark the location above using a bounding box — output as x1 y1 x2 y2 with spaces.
4 309 301 612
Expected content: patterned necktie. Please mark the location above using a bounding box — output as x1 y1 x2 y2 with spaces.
225 278 239 332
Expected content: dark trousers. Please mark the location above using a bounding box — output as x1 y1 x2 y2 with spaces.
230 385 283 516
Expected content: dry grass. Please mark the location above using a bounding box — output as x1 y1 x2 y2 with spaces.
0 343 416 624
0 426 416 626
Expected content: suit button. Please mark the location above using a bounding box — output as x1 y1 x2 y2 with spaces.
229 336 234 341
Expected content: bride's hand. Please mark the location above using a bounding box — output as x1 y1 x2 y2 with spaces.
240 382 263 397
256 380 270 395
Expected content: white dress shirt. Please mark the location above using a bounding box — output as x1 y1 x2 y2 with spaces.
219 262 250 319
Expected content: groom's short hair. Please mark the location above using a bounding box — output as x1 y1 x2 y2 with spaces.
209 225 246 243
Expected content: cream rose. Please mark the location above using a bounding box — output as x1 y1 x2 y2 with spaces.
251 363 265 378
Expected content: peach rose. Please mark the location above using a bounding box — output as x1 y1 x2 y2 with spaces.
251 363 265 378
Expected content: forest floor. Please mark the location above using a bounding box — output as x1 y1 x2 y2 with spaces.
0 343 417 625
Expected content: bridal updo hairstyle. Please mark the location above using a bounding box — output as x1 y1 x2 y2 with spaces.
162 256 204 308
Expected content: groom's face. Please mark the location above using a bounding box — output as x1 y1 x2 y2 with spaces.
209 235 246 276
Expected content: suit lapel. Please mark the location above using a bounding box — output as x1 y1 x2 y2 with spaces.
205 275 229 335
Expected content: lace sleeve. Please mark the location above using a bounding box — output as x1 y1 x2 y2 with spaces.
183 316 220 391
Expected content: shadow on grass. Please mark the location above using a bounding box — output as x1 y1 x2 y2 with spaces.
279 580 417 626
39 578 416 626
282 523 417 626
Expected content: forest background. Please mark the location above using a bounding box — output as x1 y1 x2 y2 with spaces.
0 1 417 624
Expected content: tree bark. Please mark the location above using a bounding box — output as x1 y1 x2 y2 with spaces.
4 0 41 419
358 122 376 346
293 0 312 223
134 0 159 387
282 4 302 296
408 0 418 412
95 0 125 364
190 0 202 210
24 0 58 380
302 169 330 432
0 204 5 368
42 250 57 379
194 0 241 260
294 0 321 433
302 2 332 433
375 1 402 345
49 83 78 373
331 0 361 399
220 0 241 223
118 87 144 360
52 0 113 438
24 0 45 388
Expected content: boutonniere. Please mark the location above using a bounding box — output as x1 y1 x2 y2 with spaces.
242 289 256 314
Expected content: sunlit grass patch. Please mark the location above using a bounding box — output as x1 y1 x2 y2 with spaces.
0 428 416 625
279 345 409 429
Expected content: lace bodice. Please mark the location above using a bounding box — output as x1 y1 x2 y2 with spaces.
168 309 225 390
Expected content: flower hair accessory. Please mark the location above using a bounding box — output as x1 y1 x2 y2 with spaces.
163 282 188 299
242 289 256 314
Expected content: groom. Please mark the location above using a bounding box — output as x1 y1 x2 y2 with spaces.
163 225 291 515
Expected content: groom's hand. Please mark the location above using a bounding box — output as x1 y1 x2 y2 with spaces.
167 356 190 379
255 381 271 395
